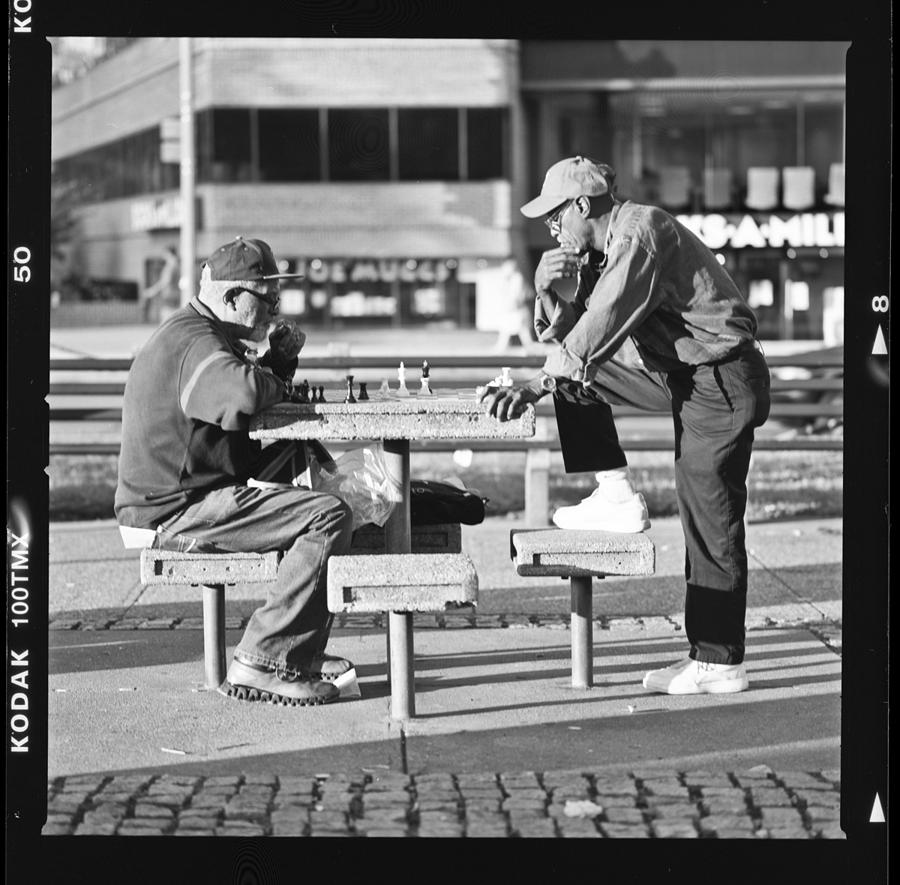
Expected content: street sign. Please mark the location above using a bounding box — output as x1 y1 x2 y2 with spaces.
160 140 181 164
160 117 180 140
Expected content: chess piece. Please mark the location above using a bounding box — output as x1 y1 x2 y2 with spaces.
419 361 433 395
358 381 369 401
379 378 391 395
317 385 326 402
499 367 513 387
344 374 357 404
299 380 310 403
396 361 410 397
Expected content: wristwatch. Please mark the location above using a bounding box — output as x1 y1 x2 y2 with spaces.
539 372 558 393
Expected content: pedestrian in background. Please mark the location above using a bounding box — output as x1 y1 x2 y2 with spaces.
492 258 541 353
139 245 179 323
481 156 771 695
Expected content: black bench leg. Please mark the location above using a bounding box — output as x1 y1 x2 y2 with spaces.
570 576 593 689
202 583 226 689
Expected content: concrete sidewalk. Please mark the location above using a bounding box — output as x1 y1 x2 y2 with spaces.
44 514 844 838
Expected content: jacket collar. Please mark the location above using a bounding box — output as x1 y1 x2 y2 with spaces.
189 297 250 357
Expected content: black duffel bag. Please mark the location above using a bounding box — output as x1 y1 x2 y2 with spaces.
410 479 487 526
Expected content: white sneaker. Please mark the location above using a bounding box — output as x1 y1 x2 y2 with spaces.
642 658 749 695
551 489 650 532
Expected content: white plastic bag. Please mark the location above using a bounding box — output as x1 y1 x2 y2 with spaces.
307 443 402 530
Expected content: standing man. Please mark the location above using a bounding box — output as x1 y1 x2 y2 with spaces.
481 157 770 695
116 236 354 707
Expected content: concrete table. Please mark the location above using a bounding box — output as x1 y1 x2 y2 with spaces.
250 394 535 718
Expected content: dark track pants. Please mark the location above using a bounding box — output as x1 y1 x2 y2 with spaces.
553 347 771 664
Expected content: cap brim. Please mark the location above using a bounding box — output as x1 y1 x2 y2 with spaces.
520 194 569 219
257 272 306 280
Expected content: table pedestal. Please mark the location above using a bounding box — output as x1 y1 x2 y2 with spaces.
570 576 593 689
382 439 415 718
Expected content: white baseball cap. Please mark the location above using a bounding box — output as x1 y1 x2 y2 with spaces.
520 156 616 218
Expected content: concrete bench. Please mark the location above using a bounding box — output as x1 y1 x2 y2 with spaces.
351 522 461 554
327 553 478 720
140 549 281 689
135 524 459 692
509 530 655 689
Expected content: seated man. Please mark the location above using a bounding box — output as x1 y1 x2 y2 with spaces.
482 157 770 695
115 236 353 707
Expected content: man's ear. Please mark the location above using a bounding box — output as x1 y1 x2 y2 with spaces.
574 196 592 217
222 287 239 308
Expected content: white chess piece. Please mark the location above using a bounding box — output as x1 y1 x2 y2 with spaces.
499 367 513 388
396 361 410 397
379 378 391 396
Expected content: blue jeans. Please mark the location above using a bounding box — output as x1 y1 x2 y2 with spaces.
155 443 353 676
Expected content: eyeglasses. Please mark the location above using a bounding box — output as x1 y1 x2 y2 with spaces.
544 201 572 231
228 285 280 309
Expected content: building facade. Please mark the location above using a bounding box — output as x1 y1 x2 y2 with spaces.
52 38 847 344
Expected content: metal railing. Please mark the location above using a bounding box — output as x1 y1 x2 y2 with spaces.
50 351 842 523
49 351 844 430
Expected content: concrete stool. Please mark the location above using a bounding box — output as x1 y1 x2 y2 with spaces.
327 553 478 720
140 549 281 689
510 530 655 689
351 522 462 554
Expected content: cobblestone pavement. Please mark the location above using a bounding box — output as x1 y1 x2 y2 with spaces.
42 767 844 838
48 611 843 654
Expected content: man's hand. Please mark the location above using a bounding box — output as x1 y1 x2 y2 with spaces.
478 378 545 422
260 319 305 384
268 319 306 362
534 247 580 294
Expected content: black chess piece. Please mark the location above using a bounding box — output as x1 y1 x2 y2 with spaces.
419 360 433 395
358 381 369 401
317 385 325 402
345 374 357 404
299 380 310 403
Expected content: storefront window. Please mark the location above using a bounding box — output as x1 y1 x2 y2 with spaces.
331 282 397 321
210 108 253 182
328 109 391 181
59 105 511 191
467 107 507 180
609 90 844 213
398 108 459 181
258 109 320 182
803 103 845 198
270 257 461 325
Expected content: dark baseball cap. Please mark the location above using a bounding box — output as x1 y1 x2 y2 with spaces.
205 236 304 281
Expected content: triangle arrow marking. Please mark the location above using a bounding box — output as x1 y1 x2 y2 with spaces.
870 793 885 823
872 325 888 355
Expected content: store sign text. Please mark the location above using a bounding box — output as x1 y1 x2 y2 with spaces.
291 258 454 285
676 212 844 250
130 197 184 231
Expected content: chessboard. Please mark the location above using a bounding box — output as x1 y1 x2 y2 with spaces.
289 363 514 404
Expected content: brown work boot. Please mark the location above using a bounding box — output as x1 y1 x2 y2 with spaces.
219 659 339 706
